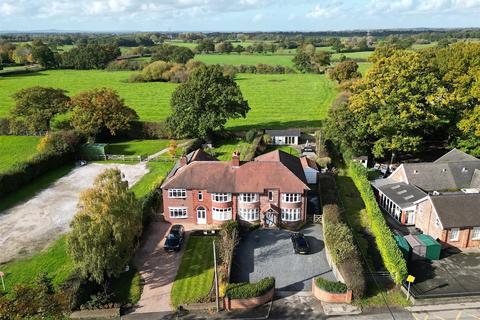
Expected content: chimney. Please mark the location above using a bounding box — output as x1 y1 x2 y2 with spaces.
231 151 240 167
179 155 187 167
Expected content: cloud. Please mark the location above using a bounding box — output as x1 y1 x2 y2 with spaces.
252 13 264 22
367 0 480 14
306 1 343 18
0 2 20 16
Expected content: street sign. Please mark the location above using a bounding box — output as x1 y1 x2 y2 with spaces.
407 275 415 283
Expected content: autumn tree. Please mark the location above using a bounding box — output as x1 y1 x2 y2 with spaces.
168 139 178 158
69 88 138 140
66 169 142 290
11 86 70 132
166 65 249 139
328 60 362 83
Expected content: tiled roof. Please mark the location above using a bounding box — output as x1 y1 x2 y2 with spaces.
374 181 427 208
430 194 480 228
434 148 480 163
255 150 308 184
300 156 319 171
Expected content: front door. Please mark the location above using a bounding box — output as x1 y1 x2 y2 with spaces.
197 207 206 224
264 209 277 227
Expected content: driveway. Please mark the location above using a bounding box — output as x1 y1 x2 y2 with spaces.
231 224 335 292
0 163 148 264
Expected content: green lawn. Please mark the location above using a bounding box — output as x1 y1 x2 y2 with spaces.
0 136 41 173
265 145 300 157
171 236 216 307
131 161 175 198
195 54 295 68
104 139 172 157
0 164 74 213
357 62 373 76
0 71 338 130
0 236 74 294
209 138 251 161
331 51 373 61
164 40 198 49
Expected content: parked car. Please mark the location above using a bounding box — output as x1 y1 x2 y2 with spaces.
291 232 310 254
164 224 185 252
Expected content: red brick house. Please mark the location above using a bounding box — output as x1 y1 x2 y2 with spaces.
161 149 310 227
371 149 480 249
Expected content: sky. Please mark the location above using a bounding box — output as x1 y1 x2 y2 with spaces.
0 0 480 32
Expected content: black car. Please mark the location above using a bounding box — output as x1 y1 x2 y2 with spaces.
164 225 185 252
291 232 310 254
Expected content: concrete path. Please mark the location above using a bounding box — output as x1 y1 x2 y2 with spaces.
146 140 194 161
0 163 148 263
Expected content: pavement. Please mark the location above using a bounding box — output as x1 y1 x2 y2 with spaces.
231 224 335 292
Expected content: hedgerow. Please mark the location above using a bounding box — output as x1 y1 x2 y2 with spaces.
315 277 348 294
347 161 408 284
226 277 274 299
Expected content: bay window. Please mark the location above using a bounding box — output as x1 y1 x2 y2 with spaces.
238 208 260 221
168 189 186 198
281 193 301 203
281 208 301 222
211 193 231 202
212 207 232 221
169 207 188 218
239 193 259 203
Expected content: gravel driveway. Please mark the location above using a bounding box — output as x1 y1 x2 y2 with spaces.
0 163 148 263
231 224 335 291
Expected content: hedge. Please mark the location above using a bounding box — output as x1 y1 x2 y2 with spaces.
347 161 408 284
315 277 348 294
0 151 72 199
226 277 274 299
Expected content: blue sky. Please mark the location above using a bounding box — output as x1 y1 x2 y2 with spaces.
1 0 479 32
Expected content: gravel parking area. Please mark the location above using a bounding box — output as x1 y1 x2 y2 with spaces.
231 224 335 291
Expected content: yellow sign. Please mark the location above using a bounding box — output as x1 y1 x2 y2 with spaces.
407 275 415 283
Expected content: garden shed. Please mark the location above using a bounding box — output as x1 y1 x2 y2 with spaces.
404 234 426 261
394 234 410 260
416 234 441 260
79 143 107 160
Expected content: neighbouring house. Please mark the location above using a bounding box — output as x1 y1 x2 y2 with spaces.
300 156 319 184
265 129 301 145
161 149 311 227
371 149 480 249
353 156 368 168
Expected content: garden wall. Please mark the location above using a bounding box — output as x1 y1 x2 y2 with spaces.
312 279 352 304
223 287 274 310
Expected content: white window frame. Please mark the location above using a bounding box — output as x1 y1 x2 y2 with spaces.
211 193 231 203
471 227 480 240
168 189 186 198
281 208 301 222
450 228 459 241
169 207 188 218
198 191 203 201
239 193 259 203
238 208 260 221
212 207 232 221
281 193 301 203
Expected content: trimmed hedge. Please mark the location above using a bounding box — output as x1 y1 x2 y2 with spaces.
226 277 274 299
347 161 408 284
315 277 348 294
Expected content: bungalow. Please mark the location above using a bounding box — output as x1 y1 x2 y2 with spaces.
161 149 310 228
265 129 301 146
371 149 480 249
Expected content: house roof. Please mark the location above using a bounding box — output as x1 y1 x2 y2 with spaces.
265 129 301 137
300 156 319 171
374 181 427 208
470 169 480 188
402 161 480 191
162 149 310 193
430 194 480 228
166 149 217 179
434 148 480 163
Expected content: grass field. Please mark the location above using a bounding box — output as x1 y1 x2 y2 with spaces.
171 236 216 307
209 138 251 161
195 54 295 67
131 161 175 198
0 71 338 130
0 136 41 173
104 139 172 157
357 62 373 75
331 51 373 61
265 145 300 157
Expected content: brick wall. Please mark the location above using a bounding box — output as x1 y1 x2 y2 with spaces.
311 279 352 304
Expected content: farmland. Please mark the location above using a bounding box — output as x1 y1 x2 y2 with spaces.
0 136 41 173
195 54 295 67
0 70 338 130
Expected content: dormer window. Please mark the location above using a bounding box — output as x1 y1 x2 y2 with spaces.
212 193 231 202
413 170 418 174
282 193 301 203
462 167 468 173
442 168 447 173
239 193 259 203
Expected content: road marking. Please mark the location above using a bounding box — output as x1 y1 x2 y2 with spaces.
433 316 445 320
466 313 480 319
456 311 462 320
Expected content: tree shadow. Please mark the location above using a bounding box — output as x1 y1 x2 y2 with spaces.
227 120 323 132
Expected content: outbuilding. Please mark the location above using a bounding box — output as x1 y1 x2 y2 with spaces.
265 129 301 146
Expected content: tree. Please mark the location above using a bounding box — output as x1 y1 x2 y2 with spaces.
141 60 174 81
330 38 344 53
151 44 194 64
168 139 178 158
328 60 361 83
61 44 120 69
32 44 57 68
70 88 138 139
292 50 312 73
66 169 142 289
11 86 70 132
166 65 249 139
12 45 32 64
311 51 331 68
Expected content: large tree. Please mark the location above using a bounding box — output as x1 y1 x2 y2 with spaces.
66 169 142 289
70 88 138 139
166 65 249 138
32 44 57 68
151 44 194 64
11 86 70 132
328 60 362 83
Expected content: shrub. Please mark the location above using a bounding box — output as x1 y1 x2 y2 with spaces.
315 277 348 293
128 73 145 83
105 59 145 71
245 129 257 143
37 130 79 154
348 161 408 284
322 204 342 224
141 60 174 81
226 277 275 299
324 222 356 264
